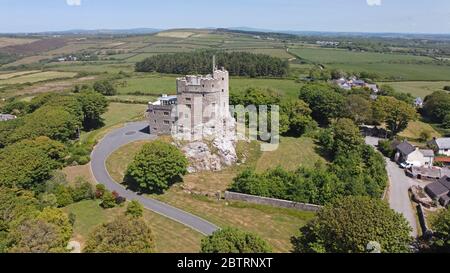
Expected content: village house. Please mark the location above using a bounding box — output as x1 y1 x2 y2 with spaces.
425 176 450 207
429 138 450 156
0 114 17 122
395 140 434 167
333 77 379 93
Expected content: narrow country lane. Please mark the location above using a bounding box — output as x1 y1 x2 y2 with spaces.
90 121 219 235
365 137 419 237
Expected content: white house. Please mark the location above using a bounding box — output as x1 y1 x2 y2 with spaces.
395 141 434 167
430 138 450 156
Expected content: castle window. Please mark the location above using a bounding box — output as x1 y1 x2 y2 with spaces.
212 84 214 88
202 85 205 88
186 104 191 109
163 112 169 116
164 120 170 125
154 120 157 123
222 89 224 92
186 98 191 101
222 78 224 81
184 114 189 118
153 128 157 131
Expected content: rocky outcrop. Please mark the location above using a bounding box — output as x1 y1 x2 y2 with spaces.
178 117 238 173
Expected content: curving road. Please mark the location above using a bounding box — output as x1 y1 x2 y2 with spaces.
90 121 219 235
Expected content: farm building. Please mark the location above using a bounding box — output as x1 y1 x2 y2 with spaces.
429 138 450 157
425 176 450 207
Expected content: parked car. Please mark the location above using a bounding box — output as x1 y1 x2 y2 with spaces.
400 162 414 169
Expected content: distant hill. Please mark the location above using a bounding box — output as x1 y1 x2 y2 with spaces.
2 28 163 36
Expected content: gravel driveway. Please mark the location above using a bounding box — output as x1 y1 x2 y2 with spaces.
90 121 219 235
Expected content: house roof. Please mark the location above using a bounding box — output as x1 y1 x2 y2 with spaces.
425 182 449 198
419 149 435 157
435 157 450 163
434 138 450 150
439 194 450 204
438 176 450 190
396 141 416 156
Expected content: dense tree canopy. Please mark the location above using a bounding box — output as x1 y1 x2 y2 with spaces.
423 91 450 125
292 196 412 253
0 139 61 190
231 119 387 205
298 83 345 126
373 96 418 136
93 80 118 96
280 100 317 136
125 141 188 193
344 94 373 125
135 51 289 78
201 227 272 253
84 216 155 253
77 90 109 129
430 209 450 252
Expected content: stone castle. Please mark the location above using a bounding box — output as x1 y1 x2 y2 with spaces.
148 60 231 136
147 60 238 173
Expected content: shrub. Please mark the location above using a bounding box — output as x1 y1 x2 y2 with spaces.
201 227 272 253
126 201 143 218
100 191 116 209
95 184 106 199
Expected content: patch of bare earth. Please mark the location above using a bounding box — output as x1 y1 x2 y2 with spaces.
14 76 96 96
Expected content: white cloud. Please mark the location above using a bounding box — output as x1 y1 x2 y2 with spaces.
66 0 81 6
366 0 382 6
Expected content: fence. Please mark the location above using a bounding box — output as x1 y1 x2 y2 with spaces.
224 191 322 212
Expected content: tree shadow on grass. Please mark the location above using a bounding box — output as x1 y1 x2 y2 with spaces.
123 173 184 196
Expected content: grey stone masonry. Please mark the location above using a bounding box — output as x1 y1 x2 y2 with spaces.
224 191 322 212
148 66 231 136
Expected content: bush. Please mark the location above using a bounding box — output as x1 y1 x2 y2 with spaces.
100 191 116 209
95 184 106 199
70 178 94 202
378 140 395 158
126 201 144 218
201 227 272 253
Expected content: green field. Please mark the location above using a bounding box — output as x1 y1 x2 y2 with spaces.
117 75 303 98
289 47 433 64
0 71 77 85
333 63 450 81
288 47 450 81
385 81 450 97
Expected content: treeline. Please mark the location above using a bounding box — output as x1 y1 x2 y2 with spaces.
135 51 289 78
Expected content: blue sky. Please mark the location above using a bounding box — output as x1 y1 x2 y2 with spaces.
0 0 449 34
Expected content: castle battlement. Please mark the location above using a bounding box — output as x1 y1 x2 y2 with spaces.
149 62 231 135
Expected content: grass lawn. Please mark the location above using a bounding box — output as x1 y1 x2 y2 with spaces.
398 120 442 144
80 102 147 143
63 200 203 253
105 137 315 252
256 137 326 172
153 190 315 253
384 81 450 98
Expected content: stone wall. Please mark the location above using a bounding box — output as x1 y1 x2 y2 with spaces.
416 204 433 239
224 191 322 212
148 104 175 135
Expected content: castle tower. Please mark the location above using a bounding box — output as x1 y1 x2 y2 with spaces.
176 61 230 133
